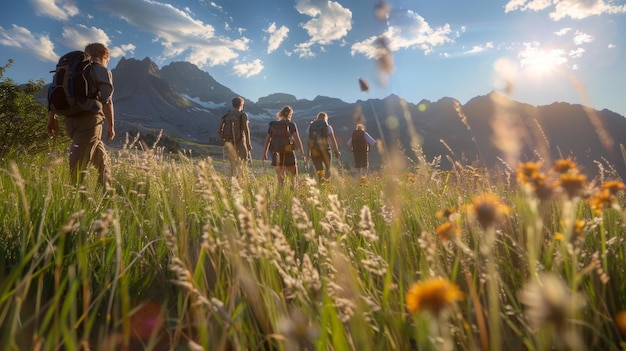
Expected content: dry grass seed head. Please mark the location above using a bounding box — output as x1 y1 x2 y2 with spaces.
518 273 584 330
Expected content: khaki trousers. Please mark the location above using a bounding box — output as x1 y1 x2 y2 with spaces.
64 113 111 189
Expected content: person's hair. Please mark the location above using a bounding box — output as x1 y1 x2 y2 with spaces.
316 112 328 121
84 43 110 60
356 124 365 131
278 105 293 120
232 96 244 108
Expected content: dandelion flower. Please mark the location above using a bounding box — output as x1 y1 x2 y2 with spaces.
406 277 464 316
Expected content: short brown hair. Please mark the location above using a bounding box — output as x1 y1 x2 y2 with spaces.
232 97 244 108
84 43 110 60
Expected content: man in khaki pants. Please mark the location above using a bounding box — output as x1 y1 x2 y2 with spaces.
47 43 115 192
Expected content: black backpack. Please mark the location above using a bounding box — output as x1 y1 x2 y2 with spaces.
219 111 244 145
308 119 329 150
269 120 294 153
351 129 368 152
47 51 101 116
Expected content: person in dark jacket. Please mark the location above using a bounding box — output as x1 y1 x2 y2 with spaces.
346 124 376 176
47 43 115 192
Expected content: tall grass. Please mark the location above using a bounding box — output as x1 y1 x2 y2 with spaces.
1 122 626 351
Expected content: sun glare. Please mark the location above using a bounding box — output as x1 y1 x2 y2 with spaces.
519 44 567 77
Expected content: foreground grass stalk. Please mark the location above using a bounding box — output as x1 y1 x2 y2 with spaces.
485 226 501 351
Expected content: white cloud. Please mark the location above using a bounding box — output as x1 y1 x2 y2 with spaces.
0 25 57 61
551 0 626 20
97 0 248 68
554 27 572 36
266 22 289 54
233 59 263 77
28 0 79 20
464 42 494 55
505 0 626 20
569 47 585 58
294 42 315 59
295 0 352 53
351 9 453 58
61 24 111 49
572 30 594 45
518 42 568 71
110 43 137 58
61 24 135 58
505 0 552 12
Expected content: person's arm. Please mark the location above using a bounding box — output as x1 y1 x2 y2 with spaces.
47 111 59 136
242 113 252 151
292 127 306 161
103 102 115 140
329 126 341 158
94 65 115 140
263 134 271 161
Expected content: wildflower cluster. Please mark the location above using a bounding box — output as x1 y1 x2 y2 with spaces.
516 159 625 215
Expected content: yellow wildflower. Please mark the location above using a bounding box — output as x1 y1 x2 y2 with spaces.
469 193 511 229
436 221 460 242
436 208 456 220
601 180 626 195
552 158 579 174
559 173 587 199
406 277 464 316
516 161 543 185
589 189 614 215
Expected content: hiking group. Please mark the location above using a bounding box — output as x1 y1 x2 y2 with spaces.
223 98 375 185
46 43 376 191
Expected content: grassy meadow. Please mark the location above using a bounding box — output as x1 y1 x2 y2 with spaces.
1 127 626 351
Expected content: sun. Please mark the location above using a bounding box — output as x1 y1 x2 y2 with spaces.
519 43 567 77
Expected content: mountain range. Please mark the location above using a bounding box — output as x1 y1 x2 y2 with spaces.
38 57 626 179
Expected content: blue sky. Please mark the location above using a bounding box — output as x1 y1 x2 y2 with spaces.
2 0 626 116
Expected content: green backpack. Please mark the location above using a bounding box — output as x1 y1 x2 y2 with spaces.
219 111 244 145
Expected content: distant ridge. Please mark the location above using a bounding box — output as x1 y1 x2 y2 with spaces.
36 57 626 179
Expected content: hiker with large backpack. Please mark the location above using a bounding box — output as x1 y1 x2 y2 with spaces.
46 43 115 192
263 105 306 185
219 96 252 178
307 112 341 182
347 123 376 176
